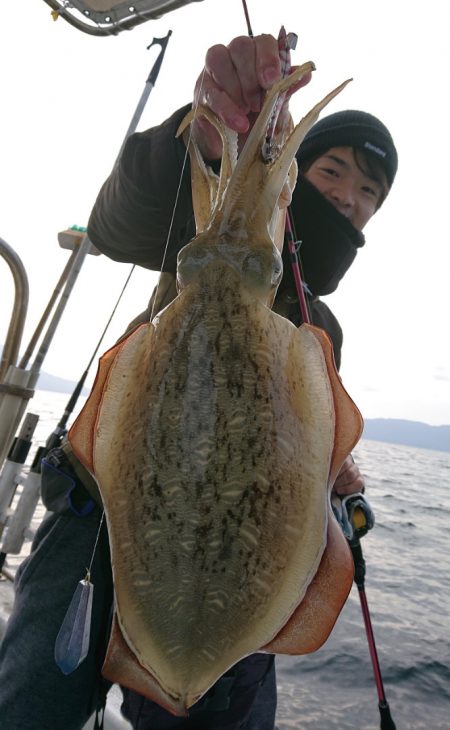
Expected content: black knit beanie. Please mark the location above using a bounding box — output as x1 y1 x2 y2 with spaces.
299 110 398 188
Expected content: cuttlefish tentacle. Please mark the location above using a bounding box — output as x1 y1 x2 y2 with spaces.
177 105 236 233
68 61 362 717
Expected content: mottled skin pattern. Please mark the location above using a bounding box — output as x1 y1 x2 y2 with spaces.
93 262 334 705
69 65 361 714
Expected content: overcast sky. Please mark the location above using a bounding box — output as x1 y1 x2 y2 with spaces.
1 0 449 427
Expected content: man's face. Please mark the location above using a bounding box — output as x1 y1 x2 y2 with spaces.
304 146 383 231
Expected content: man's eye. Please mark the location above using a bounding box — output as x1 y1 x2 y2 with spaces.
361 185 378 197
321 166 339 177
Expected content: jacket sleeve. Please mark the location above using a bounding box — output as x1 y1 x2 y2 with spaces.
87 104 195 274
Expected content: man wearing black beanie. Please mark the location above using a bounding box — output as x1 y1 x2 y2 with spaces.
0 32 398 730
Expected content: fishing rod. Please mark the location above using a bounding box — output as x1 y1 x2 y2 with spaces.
285 114 397 730
288 137 397 730
345 497 397 730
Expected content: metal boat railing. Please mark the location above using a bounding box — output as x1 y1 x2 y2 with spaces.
0 238 29 383
43 0 206 36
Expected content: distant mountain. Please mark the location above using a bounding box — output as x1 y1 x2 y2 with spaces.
0 347 89 396
363 418 449 453
16 367 450 453
36 370 89 396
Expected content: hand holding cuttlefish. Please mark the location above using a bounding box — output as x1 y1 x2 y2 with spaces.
69 59 363 716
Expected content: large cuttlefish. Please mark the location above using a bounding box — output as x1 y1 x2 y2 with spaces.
69 62 363 716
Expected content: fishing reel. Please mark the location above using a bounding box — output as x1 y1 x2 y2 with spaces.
332 492 375 542
332 492 376 590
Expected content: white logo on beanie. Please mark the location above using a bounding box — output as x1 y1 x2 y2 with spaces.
364 141 386 158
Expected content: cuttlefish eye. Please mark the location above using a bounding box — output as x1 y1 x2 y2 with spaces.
177 241 214 288
242 246 283 291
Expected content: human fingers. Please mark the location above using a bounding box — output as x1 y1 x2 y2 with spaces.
200 35 284 123
227 34 282 113
191 35 279 158
193 43 252 147
191 36 313 159
203 42 250 120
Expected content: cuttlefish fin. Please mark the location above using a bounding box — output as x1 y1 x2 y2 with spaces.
264 323 362 655
68 324 148 474
307 324 363 485
263 516 353 654
103 613 188 717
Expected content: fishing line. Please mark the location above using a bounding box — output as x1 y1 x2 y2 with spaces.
40 263 136 450
87 265 136 369
86 509 105 578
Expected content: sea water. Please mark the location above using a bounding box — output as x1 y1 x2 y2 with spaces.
275 440 450 729
7 390 450 729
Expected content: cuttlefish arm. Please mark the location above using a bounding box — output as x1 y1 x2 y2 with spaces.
177 106 236 233
69 325 148 474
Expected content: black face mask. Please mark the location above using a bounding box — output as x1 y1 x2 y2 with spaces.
278 175 365 300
